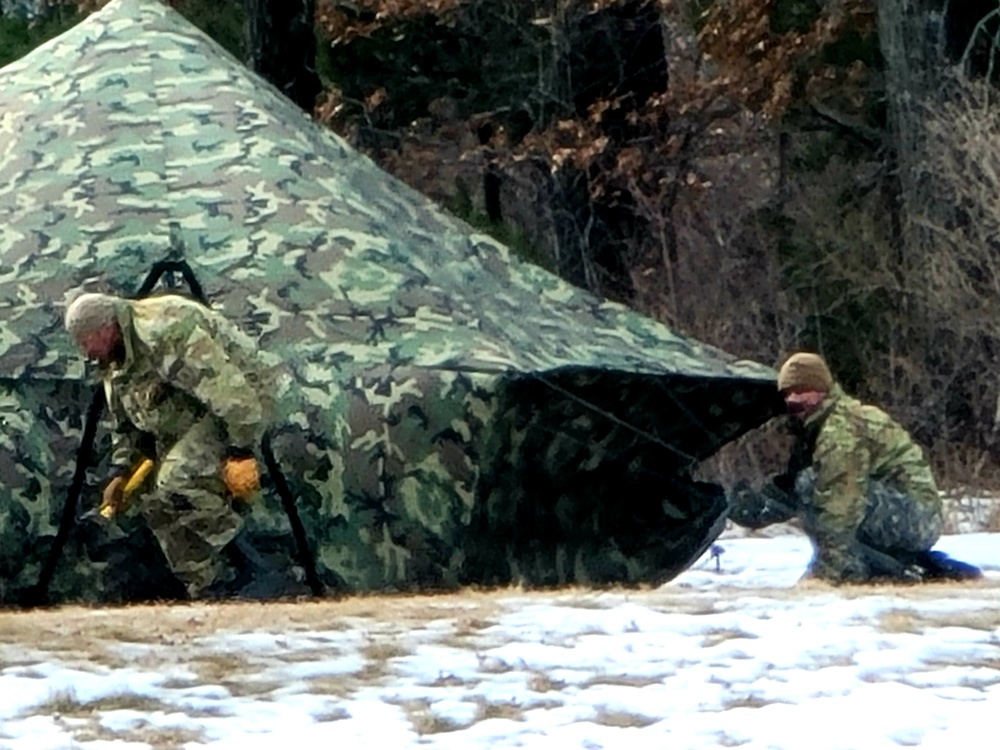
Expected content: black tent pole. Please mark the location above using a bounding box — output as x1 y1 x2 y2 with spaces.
23 386 106 608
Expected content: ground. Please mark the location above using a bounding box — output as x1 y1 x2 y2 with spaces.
1 532 998 749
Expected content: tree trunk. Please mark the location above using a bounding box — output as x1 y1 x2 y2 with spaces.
875 0 948 255
244 0 321 113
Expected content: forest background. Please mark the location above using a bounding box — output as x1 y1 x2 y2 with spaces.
5 0 1000 496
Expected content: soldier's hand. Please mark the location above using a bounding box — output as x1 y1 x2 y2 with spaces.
222 456 260 500
99 475 127 519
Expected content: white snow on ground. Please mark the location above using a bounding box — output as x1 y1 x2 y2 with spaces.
1 533 999 749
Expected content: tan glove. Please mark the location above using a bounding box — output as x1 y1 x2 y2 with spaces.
222 456 260 500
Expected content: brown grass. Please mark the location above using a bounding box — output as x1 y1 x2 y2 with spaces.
5 576 992 655
428 672 473 688
304 675 354 697
189 652 257 685
394 698 467 734
361 638 410 662
720 694 783 710
877 607 1000 635
70 721 208 749
701 628 758 648
807 654 857 669
454 616 496 635
581 674 665 689
527 672 567 692
876 609 922 635
590 707 659 728
27 690 175 719
473 697 526 722
0 589 524 652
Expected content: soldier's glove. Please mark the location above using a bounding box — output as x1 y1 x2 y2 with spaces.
222 448 260 500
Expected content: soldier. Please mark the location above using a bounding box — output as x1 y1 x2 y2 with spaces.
729 351 981 584
64 291 269 598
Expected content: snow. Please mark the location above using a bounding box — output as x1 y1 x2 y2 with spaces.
2 532 999 749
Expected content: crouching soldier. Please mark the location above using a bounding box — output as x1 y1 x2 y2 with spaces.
729 352 981 584
65 292 269 598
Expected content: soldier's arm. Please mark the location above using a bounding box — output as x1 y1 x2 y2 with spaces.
103 380 143 472
807 423 871 582
728 479 798 528
156 325 264 450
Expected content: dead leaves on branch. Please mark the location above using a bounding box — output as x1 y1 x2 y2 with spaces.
505 0 878 203
317 0 464 44
317 0 878 210
697 0 875 118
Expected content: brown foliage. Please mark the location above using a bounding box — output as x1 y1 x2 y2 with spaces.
317 0 463 44
314 0 1000 486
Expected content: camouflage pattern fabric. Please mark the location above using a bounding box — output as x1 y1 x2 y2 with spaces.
141 414 243 597
0 0 43 19
98 294 275 596
729 384 943 583
0 0 784 605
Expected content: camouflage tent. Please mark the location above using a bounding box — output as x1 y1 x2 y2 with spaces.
0 0 783 606
0 0 42 20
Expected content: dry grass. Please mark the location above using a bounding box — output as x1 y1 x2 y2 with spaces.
922 654 1000 672
0 589 525 653
351 659 393 682
427 672 474 688
7 577 993 662
590 707 660 728
189 652 257 685
806 654 857 670
701 628 758 648
476 654 516 674
344 636 412 682
876 609 922 635
158 677 202 690
472 697 526 722
581 674 665 689
394 698 467 734
719 693 783 711
68 720 207 749
222 678 289 698
454 616 496 635
361 638 410 663
876 607 1000 635
304 675 354 697
27 690 175 719
527 672 567 692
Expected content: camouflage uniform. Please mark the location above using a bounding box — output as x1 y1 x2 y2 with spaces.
101 294 270 597
730 384 943 583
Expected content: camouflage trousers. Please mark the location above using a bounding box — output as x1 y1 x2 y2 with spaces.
140 417 244 598
729 468 943 580
793 469 943 556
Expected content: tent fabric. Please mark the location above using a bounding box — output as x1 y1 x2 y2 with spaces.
0 0 783 605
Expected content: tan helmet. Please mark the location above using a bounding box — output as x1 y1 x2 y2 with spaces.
777 352 833 392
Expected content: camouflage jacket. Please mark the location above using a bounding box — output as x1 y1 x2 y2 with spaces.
102 295 268 470
794 384 941 580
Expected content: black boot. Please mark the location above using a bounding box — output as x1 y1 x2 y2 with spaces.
915 550 983 581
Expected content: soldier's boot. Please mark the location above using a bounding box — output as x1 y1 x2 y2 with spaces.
912 550 983 581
